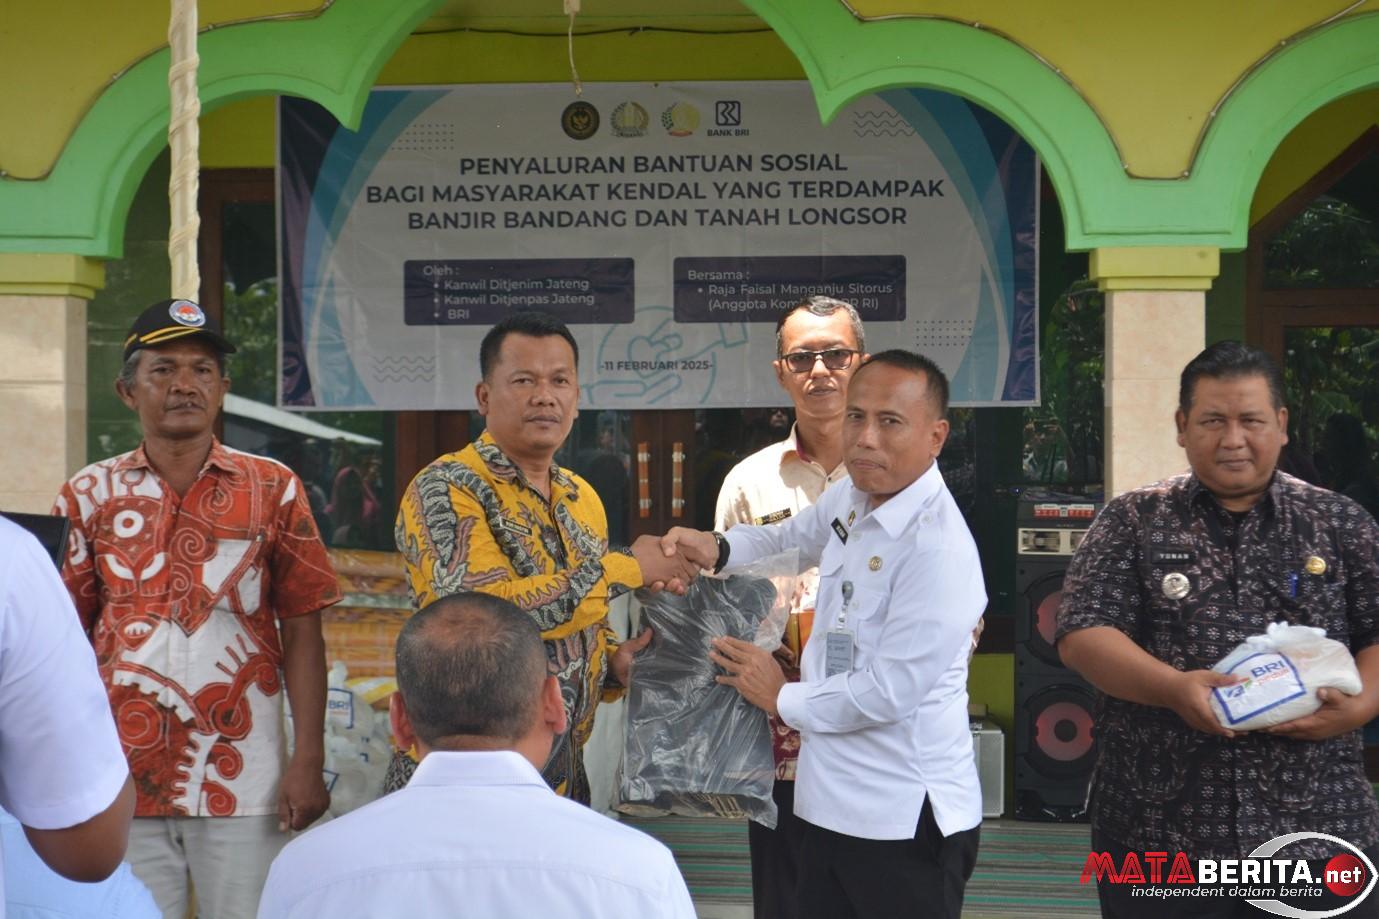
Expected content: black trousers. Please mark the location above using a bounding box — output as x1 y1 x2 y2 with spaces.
749 780 806 919
797 798 980 919
1093 830 1379 919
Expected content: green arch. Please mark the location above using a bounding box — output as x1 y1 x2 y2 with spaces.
1195 10 1379 248
0 0 442 259
738 0 1132 250
735 0 1379 251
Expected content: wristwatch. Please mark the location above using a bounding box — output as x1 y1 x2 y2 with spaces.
712 531 730 573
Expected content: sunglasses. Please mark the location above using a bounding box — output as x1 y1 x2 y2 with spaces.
780 348 859 373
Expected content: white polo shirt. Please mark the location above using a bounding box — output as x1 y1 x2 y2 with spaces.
258 749 696 919
723 462 987 841
0 517 130 919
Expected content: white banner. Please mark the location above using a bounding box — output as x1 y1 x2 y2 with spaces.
279 82 1038 409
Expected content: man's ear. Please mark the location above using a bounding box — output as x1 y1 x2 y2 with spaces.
772 358 787 391
1175 409 1188 448
541 675 568 737
931 417 951 457
475 379 490 417
390 691 419 753
114 377 137 411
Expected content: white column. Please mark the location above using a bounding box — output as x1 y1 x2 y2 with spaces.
0 256 104 512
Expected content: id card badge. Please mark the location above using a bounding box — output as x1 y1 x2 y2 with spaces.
824 628 855 677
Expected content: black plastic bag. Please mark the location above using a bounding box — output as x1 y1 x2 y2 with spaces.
618 551 796 827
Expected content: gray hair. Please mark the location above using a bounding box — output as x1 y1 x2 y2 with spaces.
116 351 143 390
395 592 548 747
775 295 866 357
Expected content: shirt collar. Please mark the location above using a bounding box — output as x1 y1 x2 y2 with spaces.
475 431 577 497
780 424 846 479
407 749 551 791
783 424 808 463
1185 469 1281 517
112 437 240 476
853 460 944 539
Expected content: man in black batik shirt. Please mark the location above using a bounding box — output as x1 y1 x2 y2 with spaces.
1058 341 1379 918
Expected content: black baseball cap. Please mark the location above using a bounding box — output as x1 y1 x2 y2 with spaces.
123 299 237 362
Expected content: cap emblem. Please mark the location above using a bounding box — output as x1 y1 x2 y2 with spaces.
169 300 205 327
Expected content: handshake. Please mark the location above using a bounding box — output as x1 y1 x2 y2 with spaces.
628 528 722 594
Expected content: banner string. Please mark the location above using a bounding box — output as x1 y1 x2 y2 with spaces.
564 0 582 96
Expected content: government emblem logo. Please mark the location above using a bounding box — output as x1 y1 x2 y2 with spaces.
1161 572 1191 600
168 299 205 327
610 101 649 138
561 101 599 140
660 102 700 137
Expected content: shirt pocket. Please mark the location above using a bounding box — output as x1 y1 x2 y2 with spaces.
845 585 887 664
204 527 271 615
1261 551 1346 633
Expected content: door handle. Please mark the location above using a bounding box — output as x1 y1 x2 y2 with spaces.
671 441 685 518
637 441 651 518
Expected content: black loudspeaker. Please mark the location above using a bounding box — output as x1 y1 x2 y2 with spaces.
1013 494 1100 822
2 511 70 569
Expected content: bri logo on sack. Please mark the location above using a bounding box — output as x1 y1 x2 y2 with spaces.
1081 832 1377 916
1222 659 1292 699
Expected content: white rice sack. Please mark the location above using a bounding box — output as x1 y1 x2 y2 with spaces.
1209 622 1362 731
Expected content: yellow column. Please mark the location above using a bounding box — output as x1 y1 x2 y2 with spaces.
0 254 105 512
1090 246 1219 499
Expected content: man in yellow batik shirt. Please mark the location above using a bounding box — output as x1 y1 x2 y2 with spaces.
389 312 698 803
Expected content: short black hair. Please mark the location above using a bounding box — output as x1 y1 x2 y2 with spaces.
479 312 579 380
394 592 548 747
1178 340 1284 414
856 349 950 416
774 295 866 356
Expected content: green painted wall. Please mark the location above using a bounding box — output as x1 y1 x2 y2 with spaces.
1206 250 1248 345
968 652 1015 811
87 154 171 463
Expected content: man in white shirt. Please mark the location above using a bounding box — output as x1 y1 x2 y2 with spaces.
714 296 862 919
0 516 136 916
664 350 986 919
257 590 696 919
716 298 986 919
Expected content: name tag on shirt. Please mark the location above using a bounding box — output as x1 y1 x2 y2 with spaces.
830 518 849 544
1150 546 1194 565
825 628 854 677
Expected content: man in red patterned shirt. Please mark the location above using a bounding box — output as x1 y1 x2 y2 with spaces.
52 299 341 919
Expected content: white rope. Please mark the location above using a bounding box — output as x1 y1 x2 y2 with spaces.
168 0 201 301
565 0 581 96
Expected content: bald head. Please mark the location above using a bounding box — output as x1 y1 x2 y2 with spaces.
394 592 548 749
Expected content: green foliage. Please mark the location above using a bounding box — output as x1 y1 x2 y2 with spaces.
1266 196 1379 289
1022 279 1104 485
221 279 387 441
1283 326 1379 463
